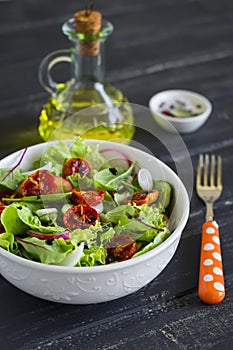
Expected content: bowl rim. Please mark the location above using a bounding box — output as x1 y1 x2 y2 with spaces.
149 89 212 124
0 139 190 274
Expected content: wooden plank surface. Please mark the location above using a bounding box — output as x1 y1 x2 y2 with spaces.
0 0 233 349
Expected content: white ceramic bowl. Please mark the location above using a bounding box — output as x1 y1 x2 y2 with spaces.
149 89 212 134
0 140 189 304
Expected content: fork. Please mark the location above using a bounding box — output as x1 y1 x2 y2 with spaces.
196 154 225 304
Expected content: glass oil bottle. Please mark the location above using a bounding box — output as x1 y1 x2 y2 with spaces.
38 9 135 143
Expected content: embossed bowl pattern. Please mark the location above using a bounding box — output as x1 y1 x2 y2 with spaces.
0 140 189 304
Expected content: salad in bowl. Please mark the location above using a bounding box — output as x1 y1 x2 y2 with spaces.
0 138 189 304
0 137 172 268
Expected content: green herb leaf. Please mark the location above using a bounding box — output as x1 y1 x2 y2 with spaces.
94 162 135 191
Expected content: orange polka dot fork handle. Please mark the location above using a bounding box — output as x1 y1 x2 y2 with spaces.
198 220 225 304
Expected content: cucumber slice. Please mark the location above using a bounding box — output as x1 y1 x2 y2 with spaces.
153 180 172 209
169 108 193 118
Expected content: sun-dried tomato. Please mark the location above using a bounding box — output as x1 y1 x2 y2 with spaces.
63 158 92 177
63 204 100 230
20 170 58 196
124 190 159 206
104 235 137 263
71 189 105 207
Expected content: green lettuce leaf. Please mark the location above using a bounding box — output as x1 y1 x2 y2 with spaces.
69 137 88 158
66 173 95 189
99 227 115 246
1 204 63 235
103 204 137 224
133 229 171 258
16 236 74 264
40 137 108 176
136 227 168 242
17 205 64 233
115 218 153 233
137 204 166 227
75 145 108 171
0 232 18 254
12 201 44 213
76 247 107 266
70 227 98 248
113 190 132 206
0 168 26 190
106 203 170 244
3 192 72 204
1 204 29 235
70 224 115 248
93 162 135 191
40 141 72 176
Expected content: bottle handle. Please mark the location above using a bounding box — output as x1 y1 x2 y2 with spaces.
38 49 72 94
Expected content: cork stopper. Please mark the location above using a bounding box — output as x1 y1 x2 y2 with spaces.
74 3 102 56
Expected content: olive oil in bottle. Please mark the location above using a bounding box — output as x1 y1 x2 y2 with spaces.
38 9 135 143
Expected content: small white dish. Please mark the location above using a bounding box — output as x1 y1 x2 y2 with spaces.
149 89 212 134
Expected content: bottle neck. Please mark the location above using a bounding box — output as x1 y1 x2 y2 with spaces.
72 39 105 88
62 18 114 89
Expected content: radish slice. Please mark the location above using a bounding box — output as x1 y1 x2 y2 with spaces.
58 241 85 267
100 148 131 169
35 208 58 217
138 168 153 191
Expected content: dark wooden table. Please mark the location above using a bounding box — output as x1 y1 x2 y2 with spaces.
1 1 233 349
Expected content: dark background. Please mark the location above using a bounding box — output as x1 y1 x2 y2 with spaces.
0 1 233 349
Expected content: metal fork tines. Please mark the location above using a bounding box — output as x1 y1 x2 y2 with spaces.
196 154 223 221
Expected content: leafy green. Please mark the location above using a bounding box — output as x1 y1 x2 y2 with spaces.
1 204 29 235
113 190 132 205
136 228 167 242
70 224 116 250
76 247 107 266
69 137 88 158
40 137 108 175
16 201 44 213
16 236 74 264
66 173 95 189
99 227 115 245
132 229 171 257
70 227 98 248
40 141 72 176
103 204 137 224
0 168 26 190
1 203 63 235
2 192 72 203
80 144 108 171
138 204 166 226
17 205 64 233
93 162 135 191
0 232 18 253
